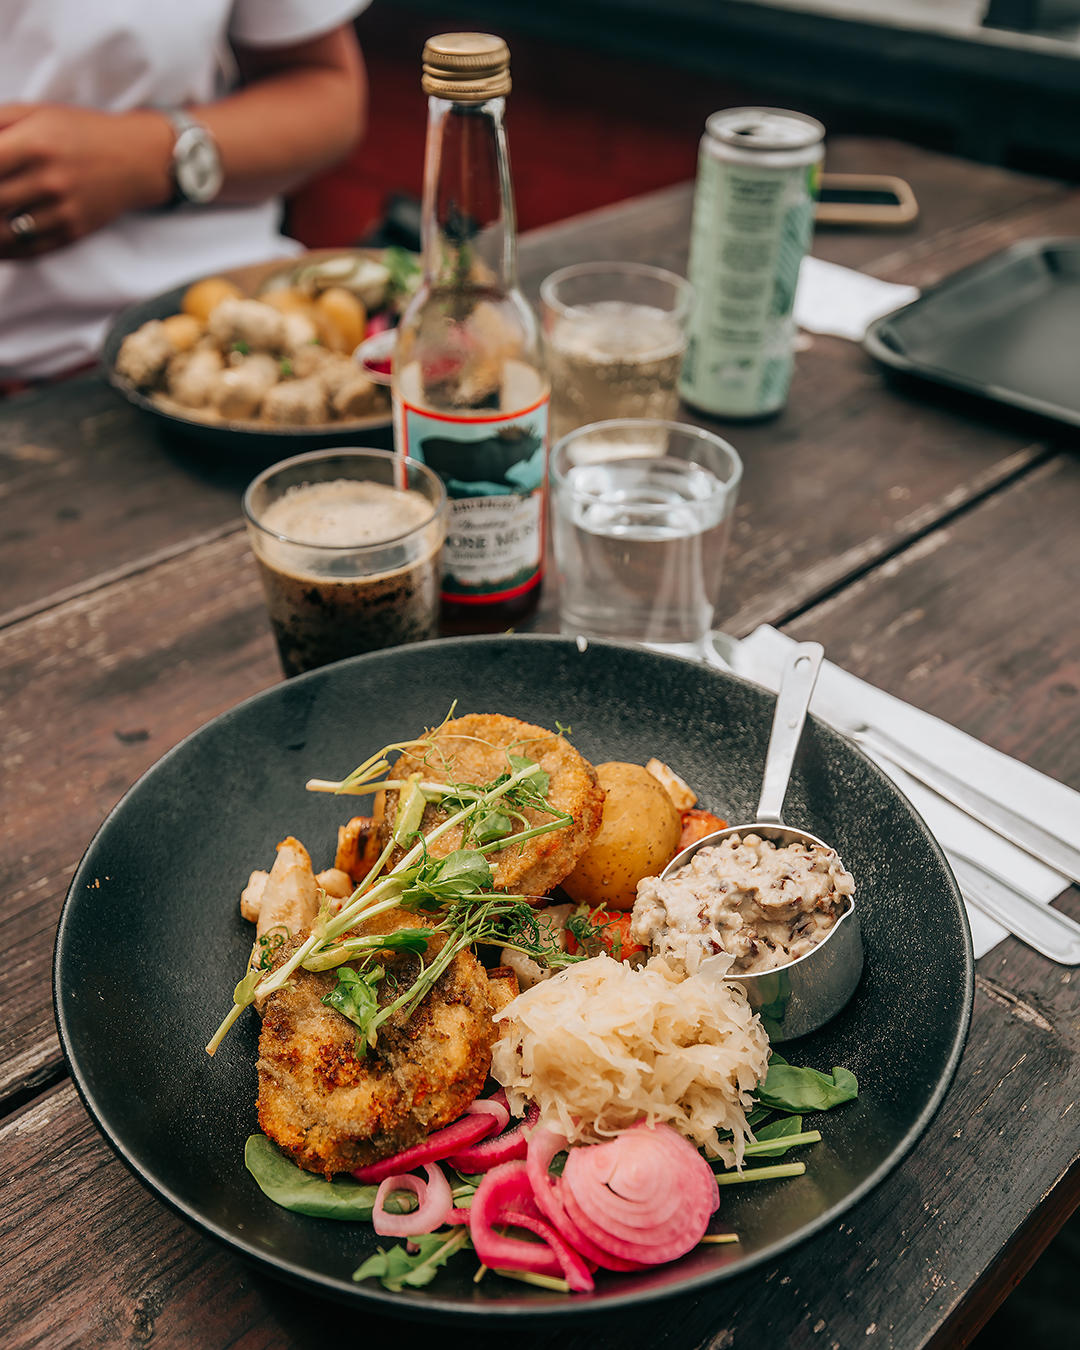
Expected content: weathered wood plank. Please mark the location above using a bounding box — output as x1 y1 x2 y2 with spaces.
0 534 281 1106
3 926 1077 1350
867 189 1080 290
782 454 1080 788
777 453 1080 1342
812 137 1066 275
0 380 248 627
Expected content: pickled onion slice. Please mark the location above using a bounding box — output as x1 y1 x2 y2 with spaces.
447 1101 540 1173
465 1095 511 1133
525 1126 647 1272
560 1123 718 1264
372 1163 453 1236
470 1162 595 1292
352 1112 498 1183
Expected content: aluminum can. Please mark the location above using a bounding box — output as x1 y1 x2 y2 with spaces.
680 108 824 418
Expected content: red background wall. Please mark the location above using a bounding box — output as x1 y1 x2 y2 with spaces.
287 7 758 247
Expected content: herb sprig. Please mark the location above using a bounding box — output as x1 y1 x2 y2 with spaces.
206 717 576 1055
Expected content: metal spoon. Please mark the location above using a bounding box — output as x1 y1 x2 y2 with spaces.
661 641 864 1040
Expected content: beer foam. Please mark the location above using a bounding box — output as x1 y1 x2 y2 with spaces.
259 479 432 547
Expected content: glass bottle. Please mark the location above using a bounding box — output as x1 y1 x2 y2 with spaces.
393 33 548 634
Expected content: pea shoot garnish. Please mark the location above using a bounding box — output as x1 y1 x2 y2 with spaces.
206 715 576 1056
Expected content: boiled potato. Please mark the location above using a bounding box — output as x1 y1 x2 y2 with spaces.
261 286 318 317
315 286 366 353
182 276 243 321
561 762 681 911
160 313 202 353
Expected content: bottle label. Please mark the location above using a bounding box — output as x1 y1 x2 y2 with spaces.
397 394 549 602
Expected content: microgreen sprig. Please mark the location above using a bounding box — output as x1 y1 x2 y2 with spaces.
206 733 574 1056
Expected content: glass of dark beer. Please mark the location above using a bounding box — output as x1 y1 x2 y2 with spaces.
244 449 446 676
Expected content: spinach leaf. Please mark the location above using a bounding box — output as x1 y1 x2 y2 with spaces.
748 1115 805 1158
353 1228 472 1291
245 1135 384 1220
754 1063 858 1114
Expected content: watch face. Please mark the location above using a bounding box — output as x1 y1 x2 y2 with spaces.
175 126 223 204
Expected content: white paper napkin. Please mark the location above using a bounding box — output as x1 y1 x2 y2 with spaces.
712 625 1078 959
794 255 919 341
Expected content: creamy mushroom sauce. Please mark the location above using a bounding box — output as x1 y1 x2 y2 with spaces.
631 833 855 974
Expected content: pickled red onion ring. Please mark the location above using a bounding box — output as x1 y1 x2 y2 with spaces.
525 1126 647 1271
372 1163 453 1236
447 1101 540 1173
469 1162 594 1292
353 1112 498 1183
560 1124 718 1264
465 1097 510 1133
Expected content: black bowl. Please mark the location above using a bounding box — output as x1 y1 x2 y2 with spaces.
101 277 394 460
54 635 973 1323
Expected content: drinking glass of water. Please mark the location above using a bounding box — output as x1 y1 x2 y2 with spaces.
540 262 695 443
550 420 742 659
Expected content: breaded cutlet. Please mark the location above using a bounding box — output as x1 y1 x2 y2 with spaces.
379 713 604 898
257 905 515 1176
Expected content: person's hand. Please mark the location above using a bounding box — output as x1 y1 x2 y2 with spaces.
0 104 174 259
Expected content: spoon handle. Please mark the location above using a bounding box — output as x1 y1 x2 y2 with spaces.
756 642 824 826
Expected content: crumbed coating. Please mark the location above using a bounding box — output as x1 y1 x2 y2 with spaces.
381 713 605 898
257 905 499 1176
207 298 286 352
116 320 175 387
261 374 328 425
332 374 381 419
166 346 224 408
211 353 280 420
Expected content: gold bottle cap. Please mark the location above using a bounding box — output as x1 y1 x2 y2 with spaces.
422 32 511 102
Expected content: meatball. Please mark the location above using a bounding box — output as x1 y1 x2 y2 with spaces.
207 298 286 352
116 320 174 387
166 346 224 408
332 373 381 419
210 353 280 419
261 375 329 425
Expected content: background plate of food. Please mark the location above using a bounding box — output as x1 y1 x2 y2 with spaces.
54 635 973 1323
100 248 419 457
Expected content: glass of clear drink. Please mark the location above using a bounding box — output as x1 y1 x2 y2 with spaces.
550 420 742 659
244 449 446 677
540 261 695 443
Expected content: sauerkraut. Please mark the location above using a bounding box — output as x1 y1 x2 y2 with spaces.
491 953 770 1163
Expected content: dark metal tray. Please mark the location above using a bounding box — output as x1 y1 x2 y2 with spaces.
864 237 1080 426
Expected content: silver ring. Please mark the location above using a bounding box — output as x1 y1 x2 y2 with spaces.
9 212 36 240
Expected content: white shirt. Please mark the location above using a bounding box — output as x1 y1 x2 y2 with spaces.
0 0 369 378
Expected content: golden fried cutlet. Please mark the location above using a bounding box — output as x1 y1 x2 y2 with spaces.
380 713 604 898
257 906 500 1176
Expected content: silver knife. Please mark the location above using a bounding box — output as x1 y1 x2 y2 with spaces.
841 721 1080 888
946 850 1080 965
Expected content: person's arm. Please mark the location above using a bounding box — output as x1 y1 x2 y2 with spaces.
0 24 366 259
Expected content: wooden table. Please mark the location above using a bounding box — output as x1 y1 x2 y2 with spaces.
3 136 1080 1349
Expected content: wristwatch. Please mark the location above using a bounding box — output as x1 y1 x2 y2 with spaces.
164 109 223 206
